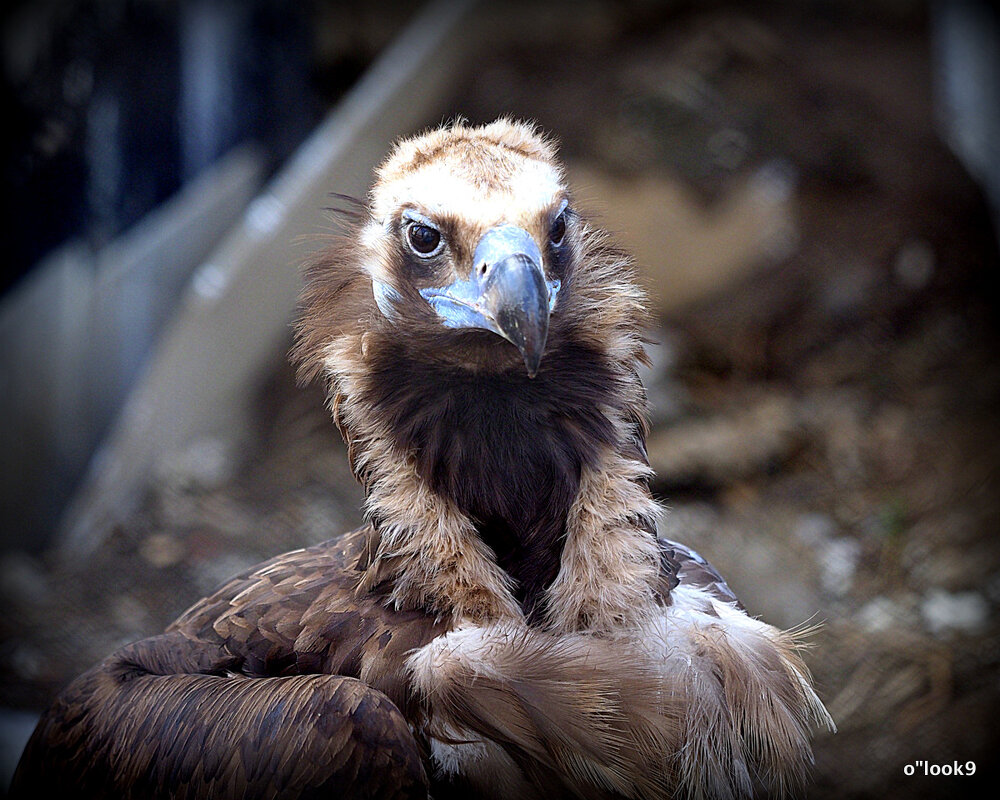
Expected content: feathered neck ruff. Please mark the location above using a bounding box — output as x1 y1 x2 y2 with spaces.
293 212 662 631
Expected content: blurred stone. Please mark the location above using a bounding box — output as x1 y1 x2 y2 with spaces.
902 512 993 591
985 572 1000 604
111 594 150 631
817 536 862 597
637 329 688 427
802 392 868 489
139 532 187 569
0 552 49 606
819 260 878 317
793 512 838 547
284 495 353 546
656 502 721 547
566 160 797 314
191 552 258 597
155 437 234 493
707 127 749 171
856 595 918 633
893 238 935 290
920 588 990 635
6 643 43 681
648 394 801 487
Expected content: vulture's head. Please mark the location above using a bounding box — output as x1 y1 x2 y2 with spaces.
294 119 651 617
364 120 568 377
295 118 647 392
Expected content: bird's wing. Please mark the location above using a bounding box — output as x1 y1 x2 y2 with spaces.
657 537 744 608
168 529 444 699
11 631 428 800
13 532 444 800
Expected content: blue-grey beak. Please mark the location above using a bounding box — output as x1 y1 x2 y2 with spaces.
420 225 560 377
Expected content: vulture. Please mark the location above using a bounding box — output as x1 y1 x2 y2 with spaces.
12 119 833 799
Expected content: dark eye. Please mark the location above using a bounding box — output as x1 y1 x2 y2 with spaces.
549 211 566 246
407 223 442 256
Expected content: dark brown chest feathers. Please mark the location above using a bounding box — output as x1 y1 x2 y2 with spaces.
363 338 623 618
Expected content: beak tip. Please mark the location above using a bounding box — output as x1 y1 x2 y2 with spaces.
520 343 544 378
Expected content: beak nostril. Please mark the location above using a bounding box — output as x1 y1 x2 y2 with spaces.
478 262 488 278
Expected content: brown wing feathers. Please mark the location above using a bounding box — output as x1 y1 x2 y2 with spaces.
168 531 447 711
14 644 428 798
12 534 440 799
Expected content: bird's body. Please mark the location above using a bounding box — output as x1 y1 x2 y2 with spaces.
13 119 833 799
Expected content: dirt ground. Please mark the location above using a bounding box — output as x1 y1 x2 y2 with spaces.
2 2 998 798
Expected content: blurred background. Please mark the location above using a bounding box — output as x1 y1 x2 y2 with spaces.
1 0 998 796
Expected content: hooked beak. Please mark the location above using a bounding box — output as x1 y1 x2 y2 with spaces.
420 225 560 377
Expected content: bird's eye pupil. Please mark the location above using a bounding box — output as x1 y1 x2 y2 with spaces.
407 223 441 255
549 212 566 246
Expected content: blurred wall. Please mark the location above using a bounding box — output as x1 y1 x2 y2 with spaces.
0 0 411 551
931 0 1000 236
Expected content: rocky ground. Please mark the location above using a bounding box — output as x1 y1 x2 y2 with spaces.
2 2 998 797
